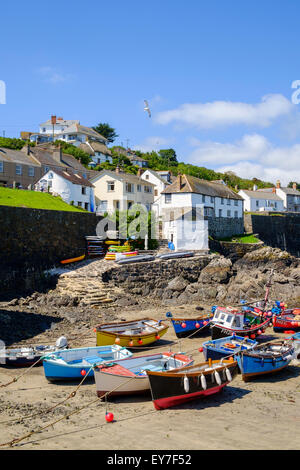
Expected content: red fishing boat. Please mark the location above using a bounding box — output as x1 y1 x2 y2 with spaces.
273 309 300 332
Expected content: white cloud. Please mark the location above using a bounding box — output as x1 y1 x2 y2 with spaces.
187 134 300 185
155 94 293 129
37 66 74 84
133 136 174 153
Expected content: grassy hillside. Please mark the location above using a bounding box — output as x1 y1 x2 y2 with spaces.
0 187 87 212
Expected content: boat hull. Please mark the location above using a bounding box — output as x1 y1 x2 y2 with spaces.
202 335 257 364
236 343 294 381
94 353 193 397
170 316 212 338
147 361 238 410
43 346 132 382
95 319 169 347
210 318 271 340
273 315 300 332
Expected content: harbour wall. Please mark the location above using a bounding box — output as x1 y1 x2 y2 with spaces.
0 205 101 298
244 212 300 257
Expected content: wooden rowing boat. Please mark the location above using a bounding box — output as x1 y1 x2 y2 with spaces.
94 352 193 397
147 358 239 410
202 335 257 363
236 341 295 381
43 345 132 381
166 311 213 338
95 318 169 347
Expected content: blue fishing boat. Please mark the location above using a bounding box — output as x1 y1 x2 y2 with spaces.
43 345 132 382
202 335 257 363
166 312 213 338
236 341 295 382
285 332 300 359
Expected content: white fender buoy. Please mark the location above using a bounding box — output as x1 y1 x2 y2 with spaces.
214 370 222 386
225 368 232 382
201 374 207 390
284 355 293 362
183 376 189 393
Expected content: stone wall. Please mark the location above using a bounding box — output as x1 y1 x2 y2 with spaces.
244 212 300 257
0 206 101 298
206 215 244 239
209 238 264 261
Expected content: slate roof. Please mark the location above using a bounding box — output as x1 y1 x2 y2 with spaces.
43 168 94 188
239 190 282 201
161 174 243 200
0 147 41 166
90 169 155 186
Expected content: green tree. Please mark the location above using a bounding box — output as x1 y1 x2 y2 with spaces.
158 149 178 166
92 123 119 144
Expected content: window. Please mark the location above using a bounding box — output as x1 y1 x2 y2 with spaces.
98 200 107 211
274 202 277 208
256 200 259 207
227 199 231 205
0 162 3 173
44 166 49 173
128 201 133 209
219 209 222 217
82 186 86 195
42 127 46 132
85 203 89 210
165 194 172 204
154 189 158 197
48 180 52 189
116 201 120 209
145 175 149 180
227 210 231 217
137 184 141 192
107 181 115 192
234 200 238 206
126 182 134 193
77 202 82 207
234 211 238 218
144 186 152 193
210 196 214 203
16 165 22 175
202 195 205 203
221 198 224 205
28 167 35 177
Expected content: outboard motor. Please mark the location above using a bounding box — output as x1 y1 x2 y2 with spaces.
55 336 68 349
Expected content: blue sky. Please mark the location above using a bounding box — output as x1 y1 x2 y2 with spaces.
1 0 300 184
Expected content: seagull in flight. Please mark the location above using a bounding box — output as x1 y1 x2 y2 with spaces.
144 100 151 118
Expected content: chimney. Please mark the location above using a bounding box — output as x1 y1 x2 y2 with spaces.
115 166 120 175
293 182 297 190
27 143 30 156
53 145 62 163
276 180 281 189
178 173 183 189
137 168 144 178
51 115 57 125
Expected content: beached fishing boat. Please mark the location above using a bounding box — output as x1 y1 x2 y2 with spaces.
202 335 257 362
94 352 193 397
117 255 155 264
236 341 295 382
95 318 169 347
273 309 300 332
210 306 272 340
285 332 300 359
0 336 68 368
43 345 132 382
156 252 194 260
147 358 238 410
166 311 213 338
104 251 138 261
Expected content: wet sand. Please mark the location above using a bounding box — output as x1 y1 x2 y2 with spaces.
0 304 299 450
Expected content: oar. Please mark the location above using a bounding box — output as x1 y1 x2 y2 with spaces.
143 321 161 332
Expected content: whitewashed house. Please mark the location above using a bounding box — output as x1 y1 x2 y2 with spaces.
90 167 155 214
139 169 172 217
238 188 284 212
274 181 300 212
79 141 113 166
161 174 244 241
165 209 209 252
35 169 95 211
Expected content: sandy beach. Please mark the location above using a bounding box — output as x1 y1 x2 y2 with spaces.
0 303 299 451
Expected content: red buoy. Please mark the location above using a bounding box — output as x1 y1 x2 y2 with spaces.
195 322 200 328
198 347 203 353
115 337 121 344
181 322 187 329
80 369 86 376
138 338 143 345
250 334 256 339
155 334 160 340
105 412 114 423
129 340 134 347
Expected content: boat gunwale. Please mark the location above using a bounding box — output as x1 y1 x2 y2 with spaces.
95 318 169 338
146 360 237 378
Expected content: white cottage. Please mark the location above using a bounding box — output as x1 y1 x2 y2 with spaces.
139 169 172 217
35 169 95 211
238 189 284 212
